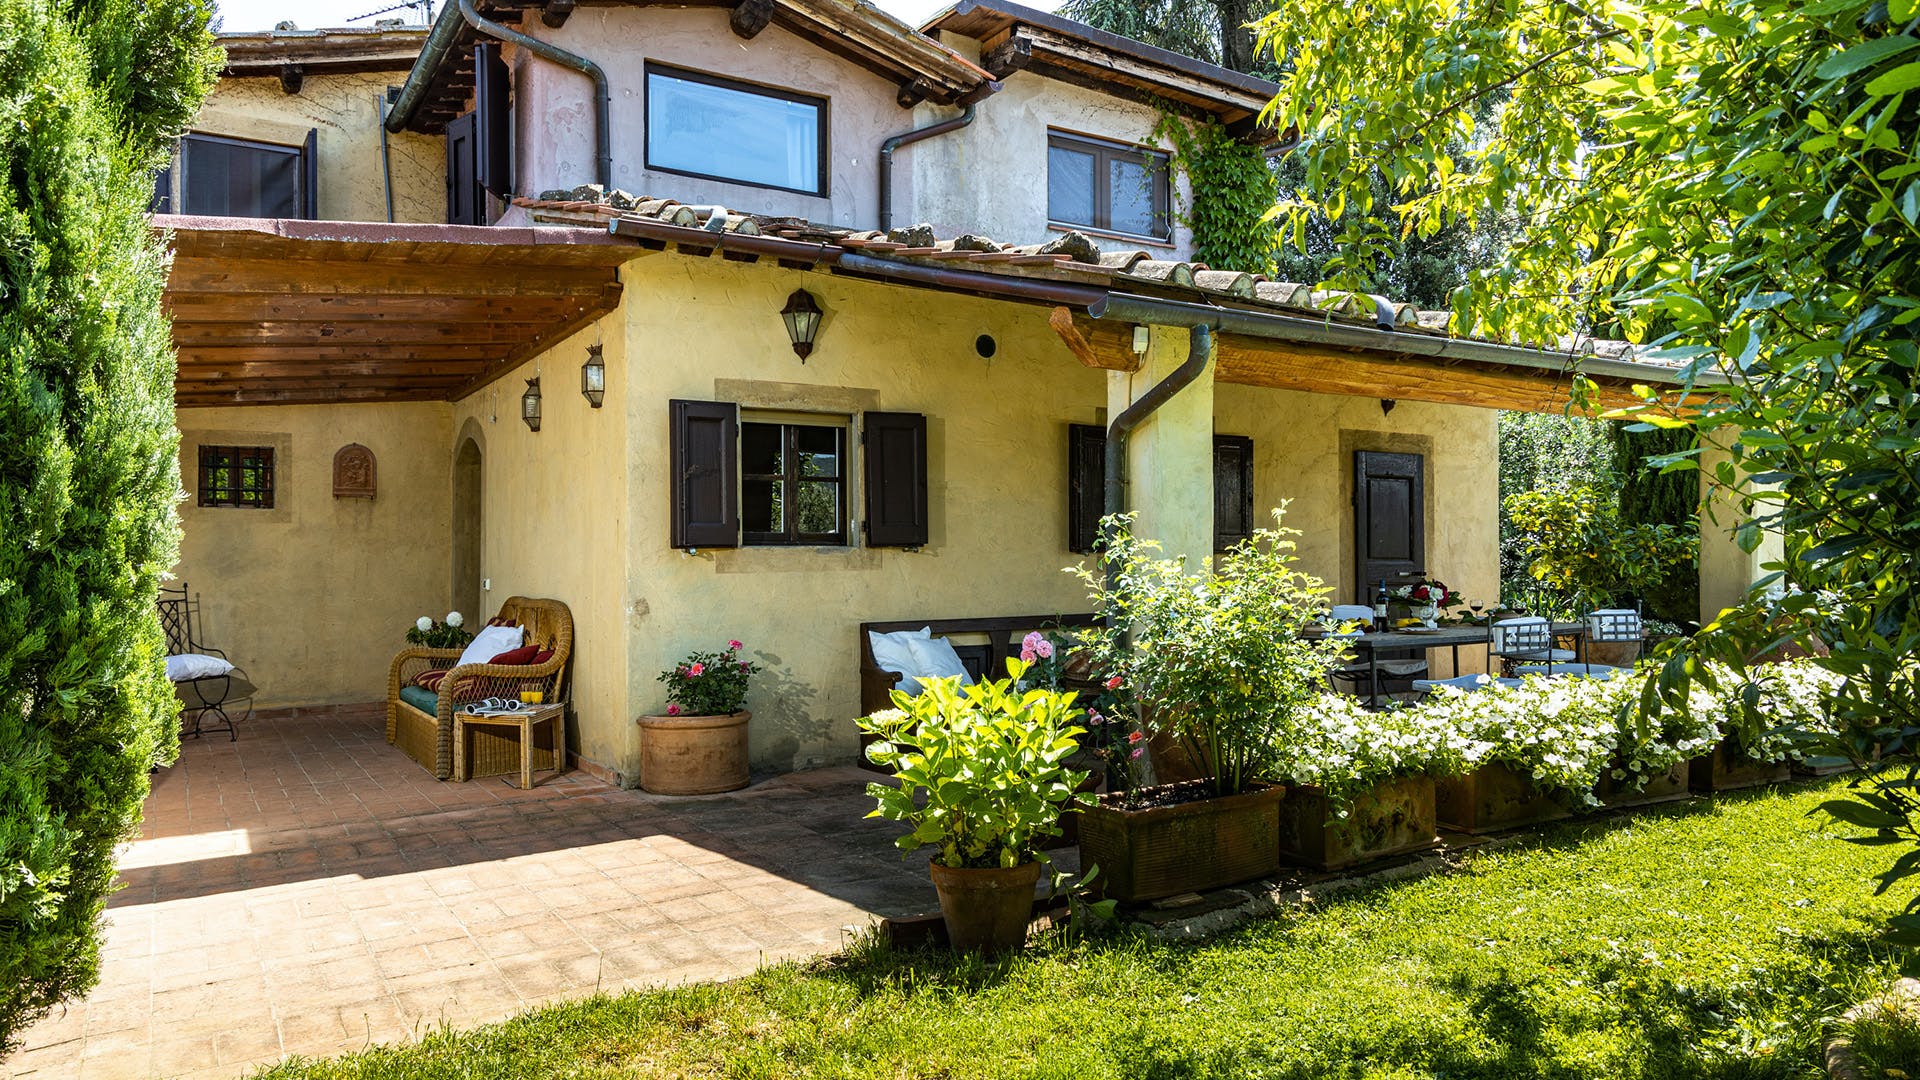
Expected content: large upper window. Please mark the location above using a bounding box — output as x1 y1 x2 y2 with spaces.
1047 131 1171 241
153 132 315 219
741 418 846 545
645 65 827 196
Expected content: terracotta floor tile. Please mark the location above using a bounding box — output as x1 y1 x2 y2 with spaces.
15 706 930 1079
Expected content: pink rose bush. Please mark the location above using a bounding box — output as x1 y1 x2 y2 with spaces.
656 640 759 718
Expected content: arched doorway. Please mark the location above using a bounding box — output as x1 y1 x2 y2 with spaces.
452 429 483 621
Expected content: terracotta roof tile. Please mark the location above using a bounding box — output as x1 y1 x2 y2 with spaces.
509 189 1679 369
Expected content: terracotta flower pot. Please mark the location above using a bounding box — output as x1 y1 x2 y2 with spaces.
1688 737 1790 792
1585 639 1644 668
1435 763 1568 834
636 710 750 795
928 860 1041 953
1593 760 1690 808
1078 780 1286 903
1277 775 1438 871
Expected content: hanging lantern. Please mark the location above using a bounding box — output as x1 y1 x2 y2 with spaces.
780 289 822 361
580 344 606 408
521 377 542 431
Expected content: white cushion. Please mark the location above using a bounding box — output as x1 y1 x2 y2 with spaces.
908 635 974 688
868 627 932 694
165 653 234 682
1414 674 1521 693
1515 663 1626 680
457 623 524 668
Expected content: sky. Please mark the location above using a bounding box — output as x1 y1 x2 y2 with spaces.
211 0 1065 35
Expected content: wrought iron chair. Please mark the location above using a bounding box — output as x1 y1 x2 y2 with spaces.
1326 603 1429 699
157 583 254 740
1490 616 1577 676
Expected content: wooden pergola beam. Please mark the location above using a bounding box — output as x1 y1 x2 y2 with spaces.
174 359 491 380
163 294 602 324
166 258 619 299
1057 311 1691 416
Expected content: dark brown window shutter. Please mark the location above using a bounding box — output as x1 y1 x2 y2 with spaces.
475 43 512 197
445 112 482 225
1213 435 1254 552
670 400 739 549
300 128 318 219
862 412 927 548
1068 423 1106 553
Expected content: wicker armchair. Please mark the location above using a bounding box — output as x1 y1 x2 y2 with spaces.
386 596 573 780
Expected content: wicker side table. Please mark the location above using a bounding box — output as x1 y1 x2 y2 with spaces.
453 702 566 789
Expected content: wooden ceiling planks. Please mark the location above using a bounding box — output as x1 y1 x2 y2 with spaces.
162 219 633 408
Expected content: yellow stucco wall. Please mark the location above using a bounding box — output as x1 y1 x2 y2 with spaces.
167 254 1504 781
621 256 1109 778
447 311 634 780
187 71 444 223
172 403 453 706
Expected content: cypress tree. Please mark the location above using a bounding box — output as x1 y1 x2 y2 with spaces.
0 0 218 1047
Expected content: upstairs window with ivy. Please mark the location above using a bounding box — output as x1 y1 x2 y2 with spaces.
1047 131 1172 241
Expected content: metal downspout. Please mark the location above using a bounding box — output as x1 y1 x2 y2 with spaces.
455 0 612 189
1101 323 1215 630
878 104 976 233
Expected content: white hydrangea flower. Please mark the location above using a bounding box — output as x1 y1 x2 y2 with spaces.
446 611 464 628
416 616 433 632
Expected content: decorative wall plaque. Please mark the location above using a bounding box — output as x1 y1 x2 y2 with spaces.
332 443 376 499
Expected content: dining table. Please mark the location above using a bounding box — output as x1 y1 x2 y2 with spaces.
1330 621 1590 708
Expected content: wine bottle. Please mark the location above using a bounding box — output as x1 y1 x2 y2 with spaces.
1372 579 1390 633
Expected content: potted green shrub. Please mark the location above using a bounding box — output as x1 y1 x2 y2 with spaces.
1069 508 1348 902
858 661 1089 952
638 640 760 795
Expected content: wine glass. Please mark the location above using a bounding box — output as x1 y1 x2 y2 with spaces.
1469 599 1486 623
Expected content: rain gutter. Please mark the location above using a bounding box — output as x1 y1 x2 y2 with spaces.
1087 292 1724 387
387 0 613 190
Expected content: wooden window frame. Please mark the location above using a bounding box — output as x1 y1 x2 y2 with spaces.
197 445 276 509
741 419 848 546
156 131 315 219
643 63 830 198
1046 130 1172 242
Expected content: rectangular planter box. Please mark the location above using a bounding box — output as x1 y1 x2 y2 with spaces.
1078 781 1286 904
1436 763 1569 834
1594 760 1691 809
1276 774 1438 871
1689 739 1791 792
1794 754 1863 778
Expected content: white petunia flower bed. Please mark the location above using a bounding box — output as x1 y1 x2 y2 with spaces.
1272 660 1842 813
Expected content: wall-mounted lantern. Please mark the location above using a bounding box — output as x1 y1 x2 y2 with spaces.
522 377 542 431
780 289 822 361
580 344 606 408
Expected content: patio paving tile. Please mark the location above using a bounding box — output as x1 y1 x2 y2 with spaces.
5 703 938 1080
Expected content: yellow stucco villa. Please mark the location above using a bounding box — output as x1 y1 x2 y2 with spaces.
161 1 1752 787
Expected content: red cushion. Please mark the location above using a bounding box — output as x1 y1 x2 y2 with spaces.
487 617 519 628
414 669 448 691
487 645 539 666
532 648 554 665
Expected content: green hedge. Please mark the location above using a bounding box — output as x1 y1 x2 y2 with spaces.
0 0 218 1048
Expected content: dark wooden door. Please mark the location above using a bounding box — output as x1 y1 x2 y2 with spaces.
1354 450 1425 598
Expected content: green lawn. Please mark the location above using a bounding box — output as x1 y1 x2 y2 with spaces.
259 779 1910 1080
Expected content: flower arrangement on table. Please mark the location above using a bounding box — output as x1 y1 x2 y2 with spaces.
407 611 472 649
656 640 759 717
1390 579 1457 626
